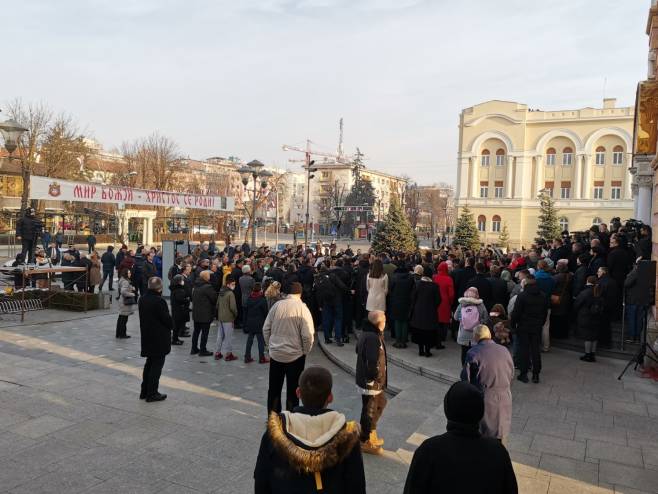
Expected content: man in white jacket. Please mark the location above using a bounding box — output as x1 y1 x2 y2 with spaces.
263 281 315 413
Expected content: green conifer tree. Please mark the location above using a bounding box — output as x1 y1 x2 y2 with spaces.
536 191 561 242
498 222 510 251
453 204 480 251
371 200 417 254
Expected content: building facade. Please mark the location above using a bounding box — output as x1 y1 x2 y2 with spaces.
455 99 634 248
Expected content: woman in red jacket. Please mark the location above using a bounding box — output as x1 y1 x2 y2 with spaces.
433 262 455 349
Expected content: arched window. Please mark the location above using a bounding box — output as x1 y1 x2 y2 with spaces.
592 217 602 226
613 145 624 165
492 215 501 232
595 146 606 165
477 215 486 232
562 146 573 166
546 147 556 166
481 149 490 167
495 148 506 166
559 217 569 231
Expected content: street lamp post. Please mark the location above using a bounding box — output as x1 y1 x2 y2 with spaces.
239 160 272 248
0 118 29 212
304 160 317 249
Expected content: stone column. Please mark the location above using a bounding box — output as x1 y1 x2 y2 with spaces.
142 218 149 245
470 156 479 199
637 175 653 225
534 155 544 198
582 154 592 199
574 154 584 199
505 155 514 198
514 155 531 199
625 153 634 199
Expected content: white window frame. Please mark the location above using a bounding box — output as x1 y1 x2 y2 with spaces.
546 154 556 165
545 188 554 198
480 186 488 198
595 152 605 165
612 151 624 165
611 187 621 199
495 154 505 166
560 187 571 199
477 220 486 232
481 155 490 167
593 187 604 199
491 220 501 232
592 217 602 226
562 153 573 166
494 186 503 198
559 218 569 231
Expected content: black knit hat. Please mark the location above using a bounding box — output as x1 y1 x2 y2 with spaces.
443 381 484 425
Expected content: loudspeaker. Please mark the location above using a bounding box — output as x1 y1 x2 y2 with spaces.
634 260 656 306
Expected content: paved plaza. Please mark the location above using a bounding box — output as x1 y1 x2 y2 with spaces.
0 306 657 493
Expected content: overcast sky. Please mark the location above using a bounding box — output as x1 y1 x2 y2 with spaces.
3 0 649 185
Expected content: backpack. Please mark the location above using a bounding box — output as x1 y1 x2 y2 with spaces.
461 304 480 331
589 295 605 316
314 274 336 305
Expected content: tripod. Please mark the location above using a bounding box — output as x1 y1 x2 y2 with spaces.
618 309 658 380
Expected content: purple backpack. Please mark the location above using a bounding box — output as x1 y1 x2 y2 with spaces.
461 305 480 331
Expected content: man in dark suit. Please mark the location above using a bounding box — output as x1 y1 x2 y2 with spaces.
138 277 172 402
46 242 61 265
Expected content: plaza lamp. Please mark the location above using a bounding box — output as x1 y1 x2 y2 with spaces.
0 118 28 156
239 160 272 248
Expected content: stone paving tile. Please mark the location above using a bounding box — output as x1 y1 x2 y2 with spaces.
0 431 38 461
517 475 550 494
0 458 51 492
641 445 658 469
575 423 629 446
507 432 535 454
9 436 85 470
547 477 611 493
8 471 104 494
565 409 615 427
599 460 658 493
81 477 170 494
603 400 649 417
11 414 75 439
530 434 586 460
539 453 600 485
525 416 576 440
586 439 644 467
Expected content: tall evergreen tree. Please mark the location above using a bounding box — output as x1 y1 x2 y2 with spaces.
342 163 376 236
536 191 561 242
453 205 480 250
498 222 510 251
371 200 417 254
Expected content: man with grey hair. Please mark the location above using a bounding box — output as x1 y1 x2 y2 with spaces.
356 310 388 454
461 324 514 443
138 277 172 402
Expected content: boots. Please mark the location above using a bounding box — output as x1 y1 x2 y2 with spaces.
369 430 384 447
580 353 596 363
360 438 383 455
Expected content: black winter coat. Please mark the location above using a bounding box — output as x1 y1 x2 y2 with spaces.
138 290 173 357
170 284 190 323
192 282 218 323
551 272 573 316
16 215 43 240
409 278 441 331
573 286 602 341
244 295 268 335
572 265 588 299
355 321 387 392
403 422 517 494
389 269 414 321
607 247 634 289
598 275 620 317
141 260 157 288
510 284 548 334
452 266 476 301
101 251 115 271
487 276 509 308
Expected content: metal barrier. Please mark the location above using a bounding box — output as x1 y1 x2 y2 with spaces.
0 297 44 314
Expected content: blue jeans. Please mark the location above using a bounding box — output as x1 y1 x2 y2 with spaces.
625 304 646 339
322 302 343 342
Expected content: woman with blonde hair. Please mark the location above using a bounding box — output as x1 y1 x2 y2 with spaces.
264 280 284 310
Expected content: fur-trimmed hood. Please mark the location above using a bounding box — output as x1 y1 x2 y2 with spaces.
458 296 483 305
267 410 360 474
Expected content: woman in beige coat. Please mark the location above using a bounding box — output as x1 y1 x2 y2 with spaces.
366 259 388 312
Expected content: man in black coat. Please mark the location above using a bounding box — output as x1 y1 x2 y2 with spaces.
452 258 476 300
635 225 652 260
355 310 387 455
191 270 218 356
403 381 517 494
487 265 509 309
597 267 619 347
100 245 116 291
606 234 634 319
254 366 365 494
510 277 548 384
138 277 172 402
467 262 493 310
16 207 43 263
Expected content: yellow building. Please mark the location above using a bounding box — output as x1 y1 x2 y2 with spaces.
455 99 634 248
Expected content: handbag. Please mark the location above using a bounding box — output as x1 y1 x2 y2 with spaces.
123 294 136 305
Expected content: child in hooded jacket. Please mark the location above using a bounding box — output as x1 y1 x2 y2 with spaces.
454 287 489 365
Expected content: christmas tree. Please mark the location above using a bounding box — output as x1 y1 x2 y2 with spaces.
453 205 480 250
371 200 417 254
499 222 510 251
536 191 561 242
